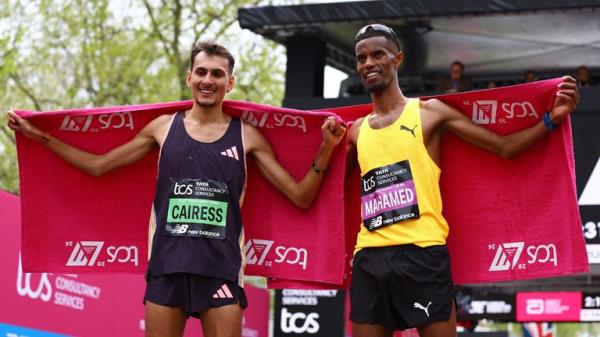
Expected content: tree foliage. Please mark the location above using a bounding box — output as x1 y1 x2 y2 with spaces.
0 0 286 193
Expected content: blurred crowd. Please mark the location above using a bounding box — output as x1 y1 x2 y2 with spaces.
340 62 598 97
436 62 597 94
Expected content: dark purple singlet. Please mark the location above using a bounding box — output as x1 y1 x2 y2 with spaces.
148 112 246 282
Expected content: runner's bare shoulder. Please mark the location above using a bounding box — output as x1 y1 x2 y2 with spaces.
146 113 177 145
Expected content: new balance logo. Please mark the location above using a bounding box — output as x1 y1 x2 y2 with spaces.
579 156 600 206
400 124 417 138
212 284 234 299
220 146 239 161
66 241 104 267
414 301 432 317
244 239 274 266
472 100 497 124
489 242 525 271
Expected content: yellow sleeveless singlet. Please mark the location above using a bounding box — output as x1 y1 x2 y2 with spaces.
355 98 448 253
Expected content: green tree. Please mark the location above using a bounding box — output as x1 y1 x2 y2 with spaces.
0 0 285 193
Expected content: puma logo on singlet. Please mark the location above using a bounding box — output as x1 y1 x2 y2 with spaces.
400 124 417 138
413 301 432 317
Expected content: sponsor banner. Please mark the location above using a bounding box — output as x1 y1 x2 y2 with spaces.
581 293 600 322
456 290 515 321
0 190 268 337
516 292 581 322
274 289 345 337
0 190 146 336
572 111 600 263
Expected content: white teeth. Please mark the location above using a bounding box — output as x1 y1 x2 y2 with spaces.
366 72 378 78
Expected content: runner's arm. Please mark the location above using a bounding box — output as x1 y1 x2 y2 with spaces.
430 76 579 158
7 111 169 176
244 116 346 209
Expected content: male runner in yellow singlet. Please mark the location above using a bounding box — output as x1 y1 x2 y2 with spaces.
346 24 579 337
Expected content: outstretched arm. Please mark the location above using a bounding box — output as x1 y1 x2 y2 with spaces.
244 116 346 209
429 76 579 159
8 111 170 176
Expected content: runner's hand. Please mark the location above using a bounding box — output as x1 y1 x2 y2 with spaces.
550 76 579 124
7 109 47 142
321 116 346 148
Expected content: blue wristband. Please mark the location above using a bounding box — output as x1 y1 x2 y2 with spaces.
543 112 558 131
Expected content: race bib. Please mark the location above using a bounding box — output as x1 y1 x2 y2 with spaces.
360 160 420 231
164 178 229 239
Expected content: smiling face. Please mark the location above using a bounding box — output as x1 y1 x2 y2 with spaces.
355 36 403 93
186 51 234 107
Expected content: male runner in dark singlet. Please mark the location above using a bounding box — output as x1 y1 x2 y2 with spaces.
345 24 579 337
8 41 346 337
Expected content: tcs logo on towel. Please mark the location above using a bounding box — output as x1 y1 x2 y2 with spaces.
244 239 308 270
59 112 134 132
487 241 558 272
65 240 139 268
242 110 308 133
468 100 538 125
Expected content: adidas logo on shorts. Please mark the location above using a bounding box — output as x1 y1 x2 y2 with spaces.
212 284 234 299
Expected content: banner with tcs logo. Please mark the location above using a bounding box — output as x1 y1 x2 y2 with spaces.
0 190 269 337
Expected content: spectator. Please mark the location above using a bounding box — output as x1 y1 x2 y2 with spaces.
523 70 537 83
436 61 473 93
576 65 596 87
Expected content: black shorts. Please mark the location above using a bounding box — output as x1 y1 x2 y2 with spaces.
350 244 454 330
144 272 248 318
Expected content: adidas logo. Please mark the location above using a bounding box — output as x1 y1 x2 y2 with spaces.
220 146 239 161
212 284 234 299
